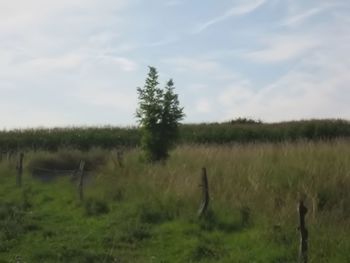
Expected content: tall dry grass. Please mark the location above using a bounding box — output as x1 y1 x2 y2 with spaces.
92 139 350 223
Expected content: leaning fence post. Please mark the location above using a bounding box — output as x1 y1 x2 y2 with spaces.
298 200 308 263
77 160 85 201
198 167 209 218
16 153 24 187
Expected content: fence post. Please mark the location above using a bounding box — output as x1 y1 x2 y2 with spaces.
298 200 308 263
16 153 24 187
117 149 124 167
78 160 85 201
198 167 209 218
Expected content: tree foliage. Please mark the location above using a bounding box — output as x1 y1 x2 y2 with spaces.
136 66 184 161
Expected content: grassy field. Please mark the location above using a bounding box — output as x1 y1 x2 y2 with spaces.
1 140 350 262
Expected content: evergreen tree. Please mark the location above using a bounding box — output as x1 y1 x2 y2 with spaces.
136 67 184 161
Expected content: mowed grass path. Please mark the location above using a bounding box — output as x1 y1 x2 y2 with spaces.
0 140 349 262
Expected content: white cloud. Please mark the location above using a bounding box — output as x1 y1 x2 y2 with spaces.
24 54 83 72
195 98 211 113
0 0 134 77
226 0 266 16
218 49 350 122
220 3 350 121
245 35 319 63
187 84 208 92
74 86 136 112
281 2 347 27
164 57 220 72
0 0 128 34
97 56 138 72
334 12 350 24
163 56 240 83
146 36 179 47
218 82 253 107
0 101 71 129
194 0 266 33
282 6 326 27
87 32 121 46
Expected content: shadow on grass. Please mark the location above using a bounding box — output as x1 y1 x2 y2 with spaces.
197 207 251 233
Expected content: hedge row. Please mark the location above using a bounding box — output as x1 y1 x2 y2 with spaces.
0 119 349 151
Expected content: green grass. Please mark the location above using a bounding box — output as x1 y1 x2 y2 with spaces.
0 140 350 262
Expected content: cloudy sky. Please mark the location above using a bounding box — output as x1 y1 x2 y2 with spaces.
1 0 349 128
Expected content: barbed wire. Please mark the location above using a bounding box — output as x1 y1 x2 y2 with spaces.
31 167 77 173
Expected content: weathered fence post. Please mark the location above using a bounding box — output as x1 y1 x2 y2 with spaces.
198 167 209 218
16 153 24 187
77 160 85 201
117 149 124 167
298 200 308 263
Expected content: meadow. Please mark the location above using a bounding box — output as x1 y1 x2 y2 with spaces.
0 139 349 262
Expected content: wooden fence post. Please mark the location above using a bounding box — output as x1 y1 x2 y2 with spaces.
298 200 308 263
117 149 124 167
78 160 85 201
16 153 24 187
198 167 209 218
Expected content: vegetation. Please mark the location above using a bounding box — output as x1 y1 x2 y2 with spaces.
0 119 349 152
0 140 349 262
0 126 140 151
181 118 350 144
136 67 184 161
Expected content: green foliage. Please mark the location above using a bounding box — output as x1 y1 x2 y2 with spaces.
0 199 37 253
0 119 350 151
228 117 263 124
179 119 350 144
84 197 109 216
189 235 227 261
136 67 184 161
0 126 140 151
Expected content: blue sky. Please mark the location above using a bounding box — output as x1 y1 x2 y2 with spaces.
1 0 349 128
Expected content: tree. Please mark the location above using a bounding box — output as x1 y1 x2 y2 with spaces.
136 66 184 161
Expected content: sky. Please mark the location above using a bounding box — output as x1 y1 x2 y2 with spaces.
1 0 350 129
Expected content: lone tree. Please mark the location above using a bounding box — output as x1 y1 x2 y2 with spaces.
136 66 184 161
